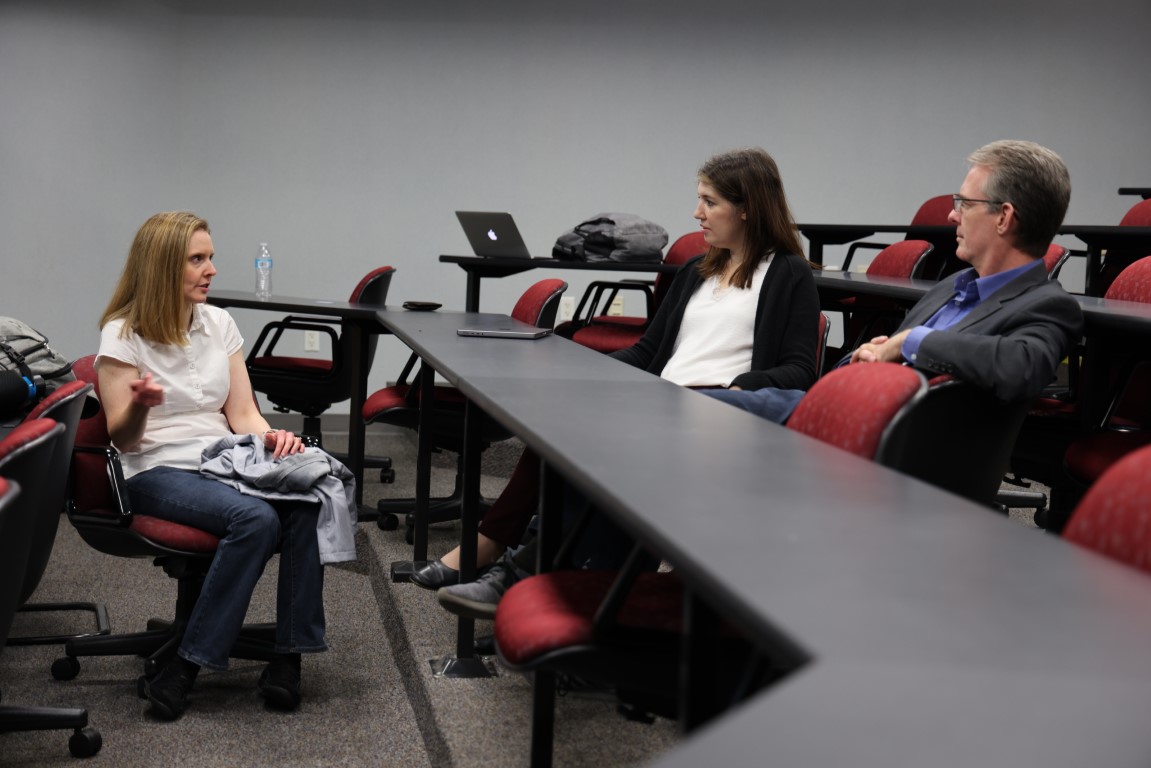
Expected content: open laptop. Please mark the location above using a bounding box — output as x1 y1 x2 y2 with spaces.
455 211 533 259
456 316 552 340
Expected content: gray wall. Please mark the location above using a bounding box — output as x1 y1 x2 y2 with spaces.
3 0 1150 413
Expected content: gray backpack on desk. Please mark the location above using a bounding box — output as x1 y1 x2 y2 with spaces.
552 213 669 263
0 316 76 397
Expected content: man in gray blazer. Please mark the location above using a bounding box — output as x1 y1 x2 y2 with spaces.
706 139 1084 420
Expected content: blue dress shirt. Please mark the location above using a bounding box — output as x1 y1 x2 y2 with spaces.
901 261 1044 364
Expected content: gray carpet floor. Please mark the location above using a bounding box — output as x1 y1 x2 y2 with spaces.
0 427 680 767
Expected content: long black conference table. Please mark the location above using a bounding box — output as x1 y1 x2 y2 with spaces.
207 289 386 514
377 305 1151 767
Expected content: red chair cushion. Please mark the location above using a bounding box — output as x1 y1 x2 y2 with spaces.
130 515 221 554
1063 444 1151 575
1064 430 1151 485
571 324 645 354
250 355 334 374
495 570 682 668
361 383 467 422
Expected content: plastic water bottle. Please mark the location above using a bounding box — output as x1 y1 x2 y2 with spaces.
255 243 273 300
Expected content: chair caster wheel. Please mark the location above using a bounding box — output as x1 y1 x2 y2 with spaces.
69 727 102 758
137 675 149 699
51 656 81 681
379 468 396 483
377 513 399 531
405 525 415 546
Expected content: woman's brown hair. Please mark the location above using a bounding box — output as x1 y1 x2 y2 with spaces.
696 148 808 288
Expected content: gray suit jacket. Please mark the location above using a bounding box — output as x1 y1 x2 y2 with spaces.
893 261 1083 402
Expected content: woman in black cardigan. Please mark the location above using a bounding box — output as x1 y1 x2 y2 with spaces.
418 148 821 605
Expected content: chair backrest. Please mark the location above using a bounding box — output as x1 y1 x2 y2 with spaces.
69 356 122 520
1043 244 1070 279
348 265 396 368
881 375 1033 506
511 279 568 327
18 380 95 602
1119 199 1151 227
0 476 20 647
866 240 934 279
787 363 927 460
1103 254 1151 303
814 312 831 379
1063 443 1151 576
348 266 396 306
910 195 955 226
0 419 65 638
652 232 709 309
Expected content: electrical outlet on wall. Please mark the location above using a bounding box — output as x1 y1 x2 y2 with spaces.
304 330 321 352
607 296 625 316
559 296 575 322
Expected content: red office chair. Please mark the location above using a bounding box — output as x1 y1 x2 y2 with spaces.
364 279 568 539
1083 198 1151 297
50 356 279 690
493 363 932 766
247 266 395 451
0 419 102 758
1062 442 1151 576
559 232 705 354
1043 243 1071 279
1010 254 1151 530
840 195 955 277
7 380 110 646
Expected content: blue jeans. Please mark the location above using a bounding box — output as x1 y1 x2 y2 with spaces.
127 467 328 671
700 387 807 424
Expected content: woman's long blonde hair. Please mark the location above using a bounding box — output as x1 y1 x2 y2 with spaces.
100 211 209 346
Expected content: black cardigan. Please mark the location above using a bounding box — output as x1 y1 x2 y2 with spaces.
610 252 821 392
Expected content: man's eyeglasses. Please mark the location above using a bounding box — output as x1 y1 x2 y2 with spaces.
952 195 1004 213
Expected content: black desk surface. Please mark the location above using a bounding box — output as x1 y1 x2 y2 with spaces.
813 269 1151 334
377 307 1151 766
206 289 384 320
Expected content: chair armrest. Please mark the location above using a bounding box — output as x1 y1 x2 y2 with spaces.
572 280 657 325
841 241 890 272
247 317 341 362
71 443 133 526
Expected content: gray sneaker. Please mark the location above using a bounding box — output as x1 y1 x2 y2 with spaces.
436 555 530 620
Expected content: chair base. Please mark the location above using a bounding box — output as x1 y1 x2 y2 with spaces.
54 617 278 682
0 705 102 758
6 601 111 647
53 560 279 683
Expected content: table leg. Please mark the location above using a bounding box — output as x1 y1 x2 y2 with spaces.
429 397 494 679
412 361 434 563
346 323 368 513
1085 245 1102 297
465 270 481 312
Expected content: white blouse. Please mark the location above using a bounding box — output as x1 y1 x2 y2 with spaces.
97 304 243 478
659 256 771 387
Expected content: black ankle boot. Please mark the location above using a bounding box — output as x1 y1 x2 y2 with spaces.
259 654 302 711
145 657 199 721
